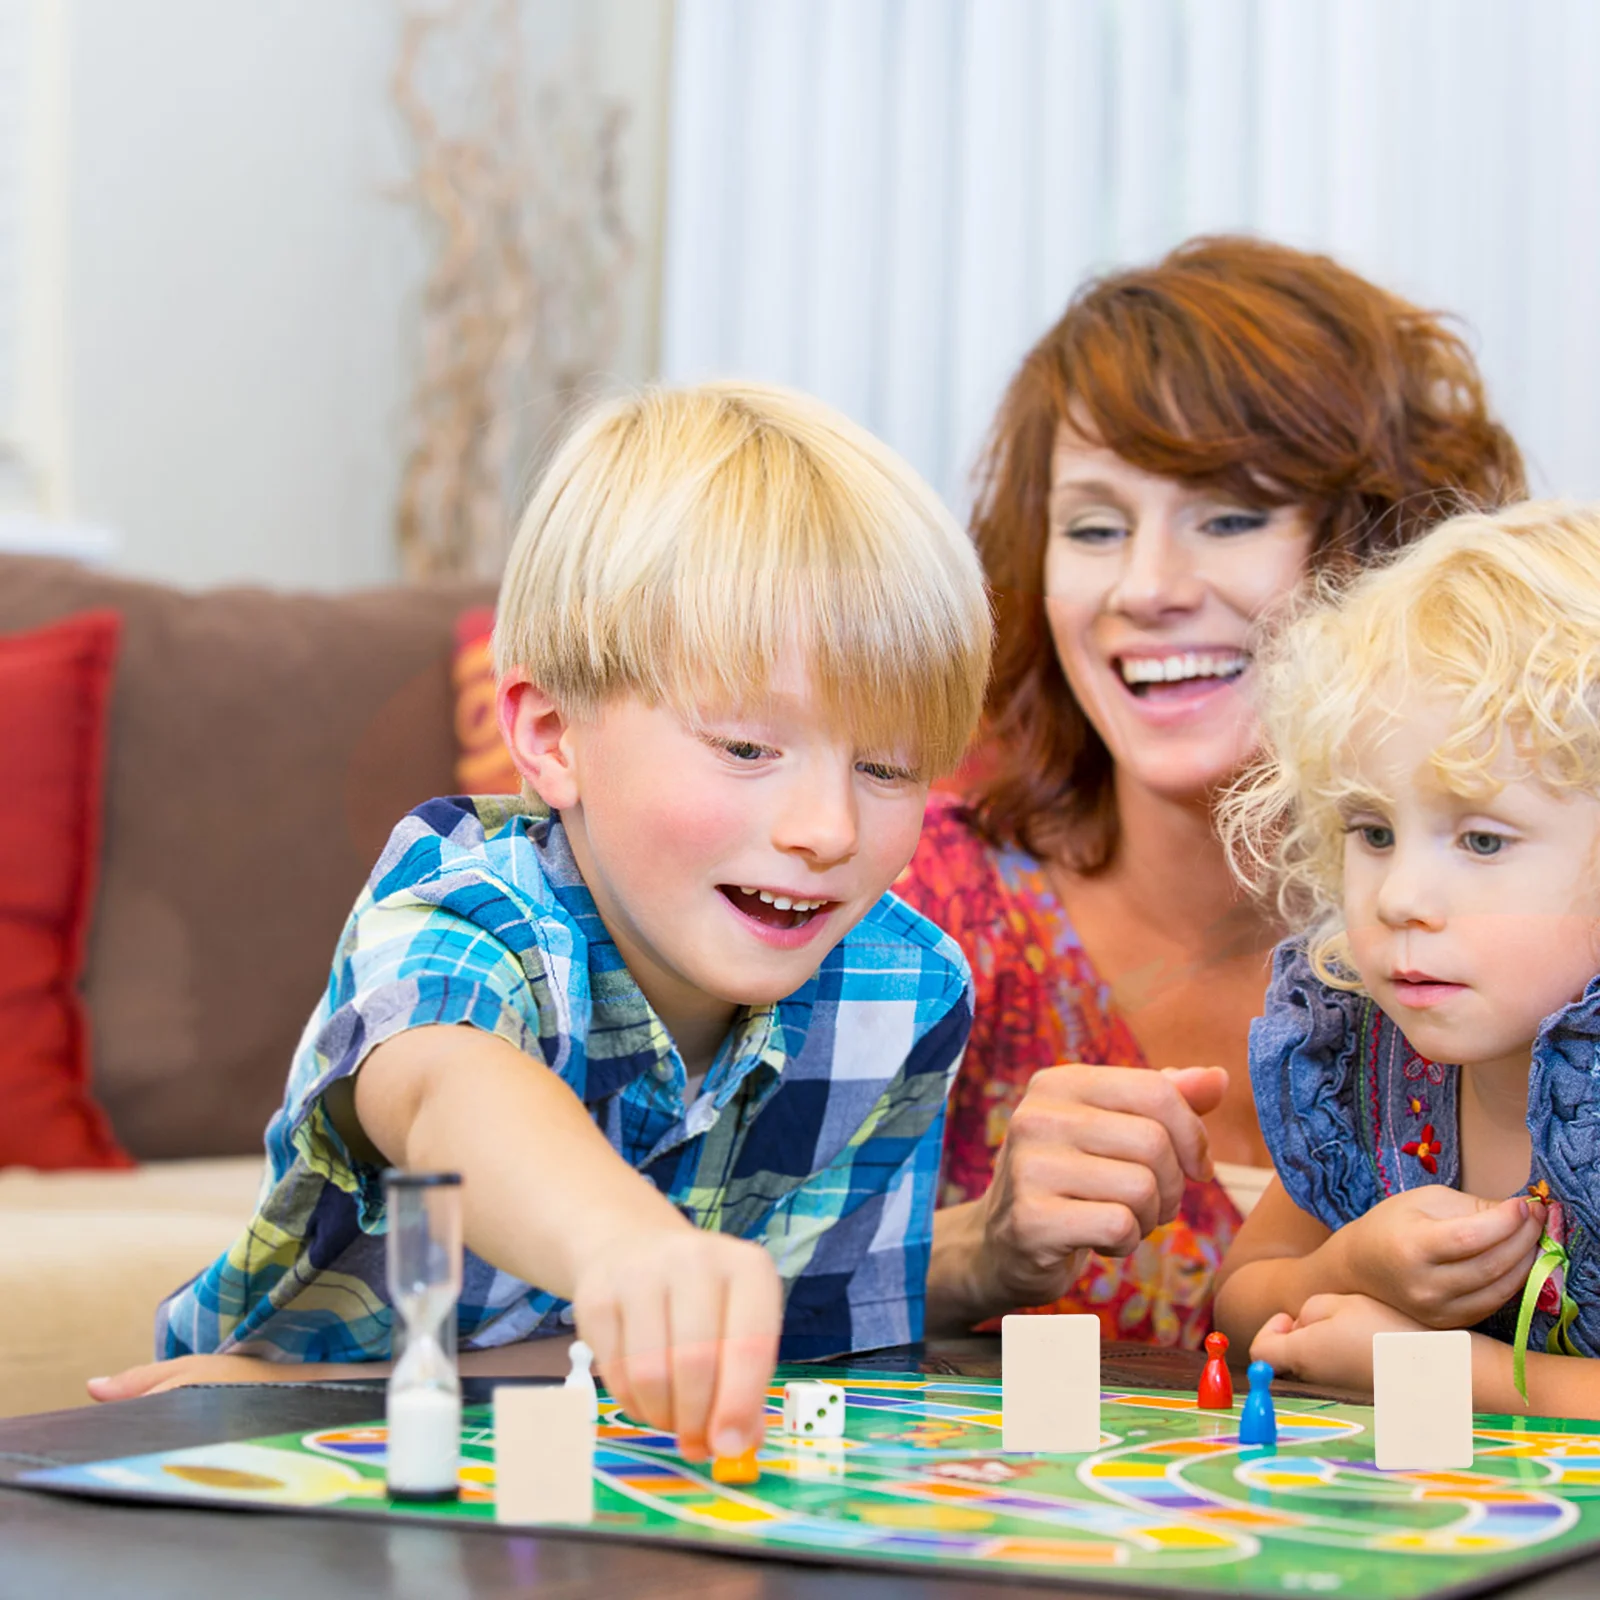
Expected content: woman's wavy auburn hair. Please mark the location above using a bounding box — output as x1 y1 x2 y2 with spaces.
1218 500 1600 988
970 234 1526 868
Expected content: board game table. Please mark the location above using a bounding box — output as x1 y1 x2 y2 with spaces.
2 1337 1598 1600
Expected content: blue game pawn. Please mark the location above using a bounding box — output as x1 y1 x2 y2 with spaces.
1239 1360 1276 1450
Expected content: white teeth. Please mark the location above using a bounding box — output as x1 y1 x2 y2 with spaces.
1119 651 1248 686
748 889 824 912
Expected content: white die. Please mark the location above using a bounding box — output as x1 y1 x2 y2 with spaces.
782 1381 846 1437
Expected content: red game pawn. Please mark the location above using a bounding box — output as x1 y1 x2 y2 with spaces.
1197 1331 1233 1409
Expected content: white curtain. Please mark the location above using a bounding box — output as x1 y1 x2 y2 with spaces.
662 0 1600 513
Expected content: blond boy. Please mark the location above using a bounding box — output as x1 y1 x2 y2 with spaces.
136 384 990 1461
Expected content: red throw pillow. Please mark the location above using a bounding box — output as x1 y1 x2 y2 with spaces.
0 610 132 1168
452 606 521 795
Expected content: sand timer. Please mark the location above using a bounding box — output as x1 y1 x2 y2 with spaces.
384 1170 464 1501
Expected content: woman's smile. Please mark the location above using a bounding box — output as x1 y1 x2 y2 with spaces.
1044 427 1314 806
1109 645 1253 721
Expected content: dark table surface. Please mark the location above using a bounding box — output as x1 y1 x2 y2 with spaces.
2 1338 1597 1600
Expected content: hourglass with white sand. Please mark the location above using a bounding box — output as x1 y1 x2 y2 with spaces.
383 1170 464 1501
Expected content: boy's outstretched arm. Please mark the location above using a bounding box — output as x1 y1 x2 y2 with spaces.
1215 1180 1545 1348
351 1024 781 1461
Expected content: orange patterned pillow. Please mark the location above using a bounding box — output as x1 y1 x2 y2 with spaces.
451 607 521 795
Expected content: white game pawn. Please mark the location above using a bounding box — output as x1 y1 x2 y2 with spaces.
1001 1313 1100 1454
782 1380 845 1437
1372 1330 1474 1470
565 1338 599 1422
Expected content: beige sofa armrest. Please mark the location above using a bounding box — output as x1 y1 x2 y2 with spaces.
0 1158 264 1417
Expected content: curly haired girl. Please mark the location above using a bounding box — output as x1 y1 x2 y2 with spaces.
1215 501 1600 1416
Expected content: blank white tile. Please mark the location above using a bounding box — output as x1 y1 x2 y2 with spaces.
493 1384 595 1524
1372 1330 1474 1471
1001 1313 1100 1453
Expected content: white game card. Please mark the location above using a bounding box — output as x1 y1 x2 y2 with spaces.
1372 1330 1474 1471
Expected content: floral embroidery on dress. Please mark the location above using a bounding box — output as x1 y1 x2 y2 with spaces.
896 795 1243 1351
1401 1123 1442 1175
1361 999 1451 1195
1403 1052 1449 1087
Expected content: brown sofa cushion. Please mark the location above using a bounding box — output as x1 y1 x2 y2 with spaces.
0 558 497 1159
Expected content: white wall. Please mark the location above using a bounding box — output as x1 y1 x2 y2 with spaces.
40 0 671 591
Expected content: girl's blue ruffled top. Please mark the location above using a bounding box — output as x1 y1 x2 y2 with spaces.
1250 939 1600 1358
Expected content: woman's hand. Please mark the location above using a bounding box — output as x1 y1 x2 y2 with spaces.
927 1064 1226 1329
1336 1187 1544 1329
1251 1292 1427 1392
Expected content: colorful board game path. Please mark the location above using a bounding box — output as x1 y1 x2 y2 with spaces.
21 1367 1600 1599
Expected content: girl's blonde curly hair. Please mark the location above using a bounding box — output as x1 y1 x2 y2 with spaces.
1218 499 1600 988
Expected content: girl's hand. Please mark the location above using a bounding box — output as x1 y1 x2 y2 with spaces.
1251 1292 1426 1392
1338 1187 1544 1328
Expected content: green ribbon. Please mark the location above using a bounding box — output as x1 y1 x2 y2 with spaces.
1512 1230 1581 1403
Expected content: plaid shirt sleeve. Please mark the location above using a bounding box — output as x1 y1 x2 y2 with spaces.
157 803 555 1361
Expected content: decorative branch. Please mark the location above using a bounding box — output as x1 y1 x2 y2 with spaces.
391 0 632 580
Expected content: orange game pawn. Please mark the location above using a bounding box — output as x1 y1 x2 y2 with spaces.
1197 1331 1233 1409
711 1446 761 1485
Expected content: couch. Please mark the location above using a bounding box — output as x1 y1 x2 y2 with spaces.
0 556 495 1416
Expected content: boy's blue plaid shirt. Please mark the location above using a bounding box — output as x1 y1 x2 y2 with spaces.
158 795 972 1363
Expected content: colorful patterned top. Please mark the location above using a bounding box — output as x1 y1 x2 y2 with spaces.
1251 939 1600 1358
894 795 1243 1350
158 795 972 1364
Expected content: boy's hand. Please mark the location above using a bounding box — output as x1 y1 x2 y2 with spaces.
572 1226 782 1463
971 1064 1226 1309
1337 1187 1544 1329
1251 1292 1426 1392
89 1354 301 1400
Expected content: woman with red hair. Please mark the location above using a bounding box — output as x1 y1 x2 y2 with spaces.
905 236 1524 1347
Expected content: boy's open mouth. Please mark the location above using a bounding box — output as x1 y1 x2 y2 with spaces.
718 885 834 931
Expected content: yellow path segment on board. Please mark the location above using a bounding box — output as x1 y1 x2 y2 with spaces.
690 1500 782 1525
1142 1525 1237 1549
856 1503 996 1532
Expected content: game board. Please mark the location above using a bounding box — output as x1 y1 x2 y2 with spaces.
23 1366 1600 1599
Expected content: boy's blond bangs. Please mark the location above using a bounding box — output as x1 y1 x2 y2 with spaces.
1219 500 1600 987
493 383 991 775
